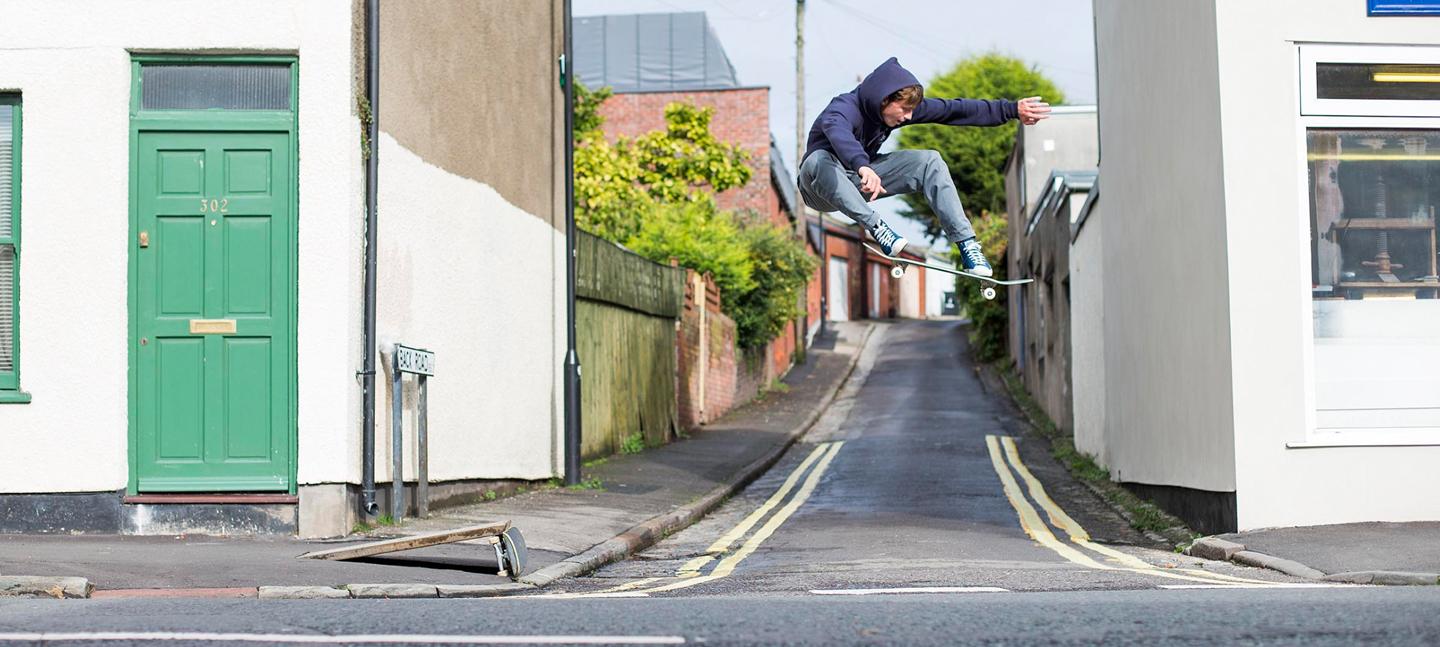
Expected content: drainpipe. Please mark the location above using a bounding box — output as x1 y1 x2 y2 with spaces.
360 0 381 515
562 0 583 485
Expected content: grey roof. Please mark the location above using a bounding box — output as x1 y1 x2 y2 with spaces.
769 137 796 216
573 12 740 93
1026 170 1097 236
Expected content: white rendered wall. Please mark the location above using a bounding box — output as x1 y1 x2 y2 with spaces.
1093 0 1237 493
0 0 362 493
1070 205 1105 466
924 253 954 318
373 133 563 482
898 263 921 319
1213 0 1440 528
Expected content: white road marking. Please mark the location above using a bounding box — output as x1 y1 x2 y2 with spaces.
0 632 684 644
527 591 654 600
809 587 1010 595
1159 583 1359 590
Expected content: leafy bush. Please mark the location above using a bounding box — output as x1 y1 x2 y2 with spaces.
954 210 1009 361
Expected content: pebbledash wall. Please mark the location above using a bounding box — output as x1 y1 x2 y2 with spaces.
1094 0 1440 531
0 0 566 538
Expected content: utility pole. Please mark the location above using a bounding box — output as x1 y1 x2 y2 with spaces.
795 0 806 245
794 0 814 352
795 0 825 340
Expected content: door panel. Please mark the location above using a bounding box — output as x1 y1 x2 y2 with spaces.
136 131 292 491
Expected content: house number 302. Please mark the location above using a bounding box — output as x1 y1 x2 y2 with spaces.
199 198 229 213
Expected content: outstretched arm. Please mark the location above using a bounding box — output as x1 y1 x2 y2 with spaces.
911 96 1051 127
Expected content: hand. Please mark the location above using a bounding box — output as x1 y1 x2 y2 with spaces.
858 166 886 202
1017 96 1051 126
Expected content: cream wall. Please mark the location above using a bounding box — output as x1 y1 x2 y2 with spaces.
1093 0 1237 493
1070 201 1105 466
0 0 362 493
1212 0 1440 528
373 132 564 482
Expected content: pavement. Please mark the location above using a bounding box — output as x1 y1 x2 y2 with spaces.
0 322 874 599
1190 522 1440 585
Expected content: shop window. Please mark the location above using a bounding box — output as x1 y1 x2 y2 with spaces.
1303 46 1440 435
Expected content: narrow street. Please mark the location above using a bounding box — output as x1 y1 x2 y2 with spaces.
4 321 1438 645
546 321 1312 598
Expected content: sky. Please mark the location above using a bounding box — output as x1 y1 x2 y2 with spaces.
574 0 1097 247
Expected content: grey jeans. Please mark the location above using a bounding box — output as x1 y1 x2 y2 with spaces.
797 148 976 244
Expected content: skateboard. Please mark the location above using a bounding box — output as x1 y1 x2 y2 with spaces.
863 243 1034 301
299 521 529 581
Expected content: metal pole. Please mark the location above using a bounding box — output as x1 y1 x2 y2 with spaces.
562 0 583 485
360 0 380 517
800 0 823 342
391 352 403 522
417 374 428 518
795 0 806 238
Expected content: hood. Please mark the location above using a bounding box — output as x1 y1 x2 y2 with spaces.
855 57 921 121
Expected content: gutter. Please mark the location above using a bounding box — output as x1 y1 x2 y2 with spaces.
360 0 380 515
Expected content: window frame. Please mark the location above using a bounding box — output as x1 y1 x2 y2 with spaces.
1300 43 1440 118
1292 45 1440 447
0 94 25 402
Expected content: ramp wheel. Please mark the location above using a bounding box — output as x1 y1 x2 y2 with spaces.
982 287 997 301
890 265 905 279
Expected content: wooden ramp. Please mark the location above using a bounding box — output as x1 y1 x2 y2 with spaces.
299 521 511 562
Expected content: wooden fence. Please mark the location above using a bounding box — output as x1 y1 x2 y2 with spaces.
576 231 683 459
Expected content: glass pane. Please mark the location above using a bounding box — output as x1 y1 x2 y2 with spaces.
0 105 11 239
0 244 12 373
1307 128 1440 430
1317 63 1440 101
141 65 290 111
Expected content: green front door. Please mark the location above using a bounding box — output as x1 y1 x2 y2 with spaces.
135 131 293 491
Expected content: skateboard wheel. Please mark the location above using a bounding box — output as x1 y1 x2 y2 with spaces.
890 266 905 279
500 527 528 580
982 287 997 301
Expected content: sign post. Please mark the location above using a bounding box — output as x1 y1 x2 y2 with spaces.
391 344 435 522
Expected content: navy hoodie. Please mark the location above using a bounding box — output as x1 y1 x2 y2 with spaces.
804 57 1019 172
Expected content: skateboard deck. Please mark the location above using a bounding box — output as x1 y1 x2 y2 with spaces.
863 243 1033 301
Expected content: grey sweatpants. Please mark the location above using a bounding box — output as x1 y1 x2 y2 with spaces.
797 149 976 244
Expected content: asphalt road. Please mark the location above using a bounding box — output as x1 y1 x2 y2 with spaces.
3 321 1438 645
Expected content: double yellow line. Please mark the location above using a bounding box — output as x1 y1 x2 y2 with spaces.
583 441 845 597
986 434 1277 586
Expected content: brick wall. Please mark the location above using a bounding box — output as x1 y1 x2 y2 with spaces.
599 88 789 230
675 268 773 432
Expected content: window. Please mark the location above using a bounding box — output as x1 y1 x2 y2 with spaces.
1302 47 1440 435
0 96 21 400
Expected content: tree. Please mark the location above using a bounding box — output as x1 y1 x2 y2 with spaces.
896 53 1065 241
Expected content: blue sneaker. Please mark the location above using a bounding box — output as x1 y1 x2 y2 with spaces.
870 220 908 257
959 238 993 277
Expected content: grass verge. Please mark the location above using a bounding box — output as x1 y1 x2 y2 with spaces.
992 361 1199 550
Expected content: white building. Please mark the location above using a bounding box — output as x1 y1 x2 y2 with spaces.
1088 0 1440 532
0 0 568 537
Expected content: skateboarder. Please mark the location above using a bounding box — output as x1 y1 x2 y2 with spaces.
798 57 1051 276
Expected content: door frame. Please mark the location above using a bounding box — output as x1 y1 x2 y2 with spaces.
126 55 300 495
